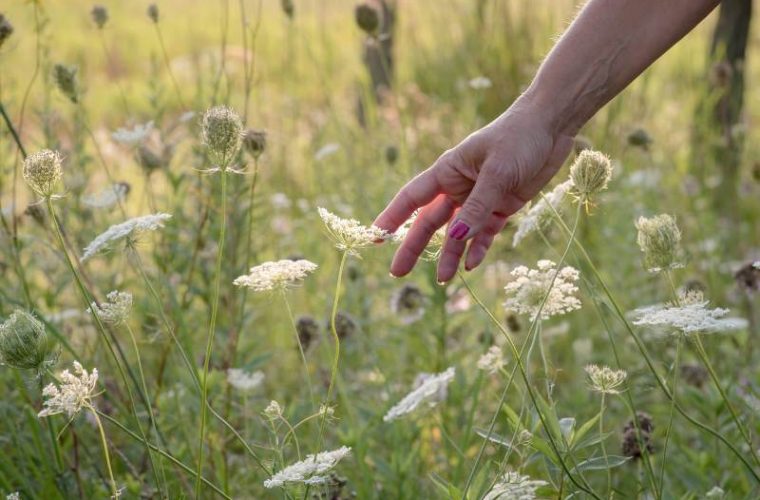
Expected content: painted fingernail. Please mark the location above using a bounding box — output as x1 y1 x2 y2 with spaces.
448 220 469 240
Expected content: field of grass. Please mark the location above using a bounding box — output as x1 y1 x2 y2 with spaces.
1 1 759 498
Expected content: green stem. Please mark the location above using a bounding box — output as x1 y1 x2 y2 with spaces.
282 292 316 406
659 336 681 495
600 393 610 496
196 170 229 498
89 407 119 498
153 23 188 109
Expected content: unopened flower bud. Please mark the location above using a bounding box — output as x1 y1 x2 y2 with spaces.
635 214 683 273
627 128 652 149
0 14 13 48
242 128 267 160
53 64 79 103
281 0 294 19
23 149 63 197
147 4 160 23
569 149 612 203
0 310 55 372
91 5 109 29
202 106 243 167
355 3 380 36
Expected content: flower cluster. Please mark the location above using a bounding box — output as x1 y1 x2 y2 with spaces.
512 181 572 248
631 290 747 335
384 367 455 422
477 345 505 374
233 259 318 292
81 213 172 261
569 149 613 205
202 106 243 167
503 260 581 321
263 446 352 489
88 291 133 325
227 368 265 391
82 182 130 210
39 362 99 418
584 364 627 394
23 149 63 198
483 471 548 500
317 207 388 255
635 214 683 273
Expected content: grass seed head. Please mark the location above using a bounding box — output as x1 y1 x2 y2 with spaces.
0 310 55 372
23 149 63 198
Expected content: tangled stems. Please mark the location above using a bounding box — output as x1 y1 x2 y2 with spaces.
196 169 229 498
44 197 164 490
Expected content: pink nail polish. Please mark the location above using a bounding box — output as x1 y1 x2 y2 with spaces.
448 220 469 240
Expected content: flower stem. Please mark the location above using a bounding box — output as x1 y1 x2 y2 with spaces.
659 335 681 495
89 407 119 498
599 393 611 496
282 292 316 407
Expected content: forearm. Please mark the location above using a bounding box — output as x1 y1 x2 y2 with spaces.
524 0 720 136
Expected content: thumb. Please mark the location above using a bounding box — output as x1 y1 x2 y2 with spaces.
448 163 511 241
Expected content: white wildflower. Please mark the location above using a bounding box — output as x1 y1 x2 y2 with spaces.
317 207 388 255
270 193 292 210
705 486 725 499
233 259 318 292
38 362 99 418
111 121 153 146
585 364 627 394
393 212 446 261
81 213 172 261
468 76 492 90
6 493 20 500
484 471 548 500
263 446 351 489
314 143 340 161
512 181 572 247
477 345 505 374
81 183 129 209
631 290 748 335
384 367 455 422
264 400 283 420
226 368 264 391
88 291 133 325
503 260 581 321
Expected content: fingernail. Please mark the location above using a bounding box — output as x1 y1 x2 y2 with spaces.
436 279 447 286
389 272 398 279
448 220 469 240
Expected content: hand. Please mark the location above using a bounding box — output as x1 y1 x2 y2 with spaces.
373 97 574 282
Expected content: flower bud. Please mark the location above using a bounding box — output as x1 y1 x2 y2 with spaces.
296 315 319 351
264 400 283 419
384 145 398 165
635 214 683 273
88 291 133 325
0 14 13 48
355 3 380 36
53 63 80 103
91 5 109 29
147 4 160 23
627 128 652 149
201 105 243 167
242 128 267 160
281 0 294 19
569 149 612 203
23 149 63 197
0 310 55 372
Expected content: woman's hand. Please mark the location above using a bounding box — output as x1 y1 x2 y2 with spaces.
373 96 574 282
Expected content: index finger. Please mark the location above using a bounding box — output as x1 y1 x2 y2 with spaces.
373 168 440 233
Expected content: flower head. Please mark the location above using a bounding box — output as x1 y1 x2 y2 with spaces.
53 64 79 103
390 283 427 324
585 364 627 394
263 446 351 489
227 368 264 391
468 76 493 90
569 149 613 204
512 181 571 247
91 5 109 28
483 471 548 500
0 310 55 372
81 213 172 261
82 182 130 210
147 4 159 23
88 291 133 325
317 207 388 255
242 129 267 160
384 367 455 422
621 412 654 460
233 259 318 292
635 214 683 273
296 315 320 350
355 3 380 36
23 149 63 198
38 362 99 418
631 290 747 336
0 14 13 48
264 400 283 420
202 106 243 167
477 345 505 374
393 213 445 260
503 260 581 321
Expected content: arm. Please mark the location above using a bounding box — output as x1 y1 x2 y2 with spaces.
374 0 720 282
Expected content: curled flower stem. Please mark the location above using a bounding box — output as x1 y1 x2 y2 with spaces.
89 406 119 498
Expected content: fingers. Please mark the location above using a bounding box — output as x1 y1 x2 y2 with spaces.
464 213 508 271
373 168 440 233
390 194 455 277
436 221 468 283
447 162 510 242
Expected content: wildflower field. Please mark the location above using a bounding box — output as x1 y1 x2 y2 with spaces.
1 1 760 498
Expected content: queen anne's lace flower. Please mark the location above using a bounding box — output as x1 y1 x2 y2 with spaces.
384 367 455 422
512 181 572 247
81 213 172 261
477 345 505 374
226 368 264 391
317 207 388 255
585 364 627 394
263 446 351 489
38 362 99 418
264 400 283 419
631 290 747 335
23 149 63 197
82 183 129 209
233 259 318 292
503 260 581 321
393 212 445 261
484 471 548 500
88 291 133 325
111 121 153 146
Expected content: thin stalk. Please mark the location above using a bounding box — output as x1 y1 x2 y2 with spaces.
599 393 610 496
0 101 27 158
282 292 316 406
89 407 119 498
659 336 682 495
152 23 188 109
96 30 130 116
536 321 553 403
196 170 229 497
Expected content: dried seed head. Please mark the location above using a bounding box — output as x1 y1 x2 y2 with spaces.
328 312 358 340
242 128 267 160
136 144 166 173
296 315 320 351
281 0 294 19
0 310 55 372
147 4 160 23
25 203 47 227
355 3 380 36
202 105 243 167
390 283 426 324
680 363 708 388
91 5 109 29
635 214 683 273
627 128 653 149
53 64 80 103
0 14 13 48
23 149 63 197
621 412 655 460
569 149 612 203
735 261 760 293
